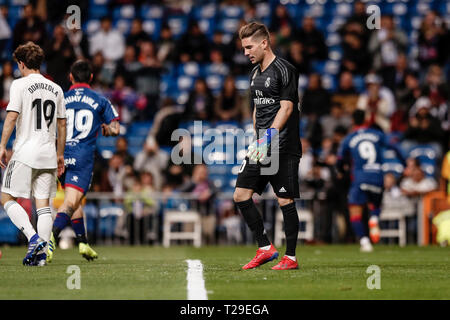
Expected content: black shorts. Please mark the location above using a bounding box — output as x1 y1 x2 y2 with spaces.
235 154 300 199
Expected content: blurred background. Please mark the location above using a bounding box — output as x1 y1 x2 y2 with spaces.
0 0 449 248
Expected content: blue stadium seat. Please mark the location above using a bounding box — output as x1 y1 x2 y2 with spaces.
353 75 366 93
114 19 131 35
382 147 405 177
235 76 250 92
128 146 142 157
85 19 101 35
177 75 196 91
167 15 188 39
97 136 117 148
206 74 224 95
127 121 152 136
7 6 23 25
321 74 337 92
88 4 108 19
112 5 135 20
143 18 162 41
127 135 147 148
219 5 244 19
408 1 432 16
177 62 201 77
140 5 164 20
198 18 216 40
83 203 98 235
217 18 240 34
407 144 440 177
98 146 115 159
0 209 19 243
204 63 229 77
192 3 217 20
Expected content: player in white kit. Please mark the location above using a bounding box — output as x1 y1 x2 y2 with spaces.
0 42 66 266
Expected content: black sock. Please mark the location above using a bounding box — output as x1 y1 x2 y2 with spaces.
281 202 299 256
235 198 271 247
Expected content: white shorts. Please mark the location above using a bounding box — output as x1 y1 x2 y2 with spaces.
1 160 57 199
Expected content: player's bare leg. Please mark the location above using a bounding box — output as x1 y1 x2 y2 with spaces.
1 193 46 265
272 197 299 270
349 205 373 252
72 205 98 261
234 187 278 269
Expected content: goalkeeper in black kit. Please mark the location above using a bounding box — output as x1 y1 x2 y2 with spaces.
234 22 301 270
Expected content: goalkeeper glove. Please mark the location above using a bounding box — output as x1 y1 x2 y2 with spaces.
247 128 278 163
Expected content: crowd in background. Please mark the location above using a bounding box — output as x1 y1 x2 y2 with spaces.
0 0 449 245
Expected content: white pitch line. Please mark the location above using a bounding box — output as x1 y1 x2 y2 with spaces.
185 259 208 300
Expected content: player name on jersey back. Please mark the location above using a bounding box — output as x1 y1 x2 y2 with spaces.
65 94 100 110
7 73 66 169
27 82 59 97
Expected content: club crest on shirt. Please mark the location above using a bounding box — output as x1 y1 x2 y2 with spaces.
265 77 270 87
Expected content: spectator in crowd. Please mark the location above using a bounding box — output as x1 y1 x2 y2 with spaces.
230 33 252 75
418 11 450 70
301 73 331 117
133 136 169 191
320 102 352 139
0 60 14 113
157 24 176 64
0 5 11 61
126 18 150 55
333 71 359 113
286 40 309 75
421 65 449 135
63 14 90 60
175 21 210 63
179 164 218 244
108 74 147 124
382 172 414 212
403 96 444 156
339 1 371 46
183 78 214 121
147 97 181 147
400 157 438 243
392 71 423 132
356 73 394 132
89 16 125 62
115 45 142 88
115 136 134 166
12 3 47 49
211 31 233 64
368 15 408 90
134 40 163 119
275 23 295 58
107 153 128 199
44 24 76 90
218 200 243 244
124 174 156 244
214 75 248 121
297 16 328 62
208 48 229 77
269 4 294 32
390 53 412 96
91 51 115 88
340 31 371 75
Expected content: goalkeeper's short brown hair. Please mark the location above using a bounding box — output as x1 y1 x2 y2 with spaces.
238 22 270 42
13 41 45 70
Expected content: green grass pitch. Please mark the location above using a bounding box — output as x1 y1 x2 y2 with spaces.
0 245 448 300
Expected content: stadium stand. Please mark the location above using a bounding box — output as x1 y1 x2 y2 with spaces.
0 0 449 246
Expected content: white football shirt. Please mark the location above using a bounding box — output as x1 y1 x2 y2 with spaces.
6 73 66 169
